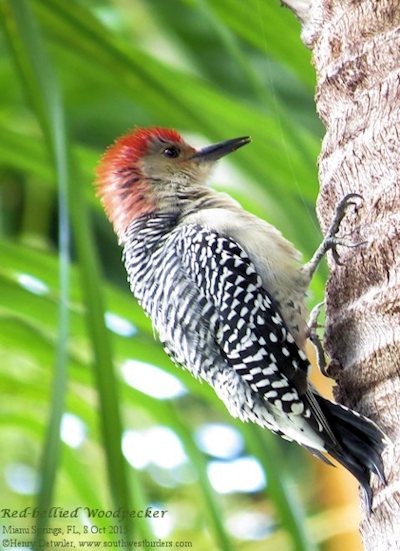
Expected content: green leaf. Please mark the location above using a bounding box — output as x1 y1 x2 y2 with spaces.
1 2 71 548
1 0 134 542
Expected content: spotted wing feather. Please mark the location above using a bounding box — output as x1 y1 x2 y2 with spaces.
177 226 311 415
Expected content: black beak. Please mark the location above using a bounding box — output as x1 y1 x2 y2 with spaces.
190 136 251 162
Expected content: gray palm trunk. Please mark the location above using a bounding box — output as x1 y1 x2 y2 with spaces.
282 0 400 549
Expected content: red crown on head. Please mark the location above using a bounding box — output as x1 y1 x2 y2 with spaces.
95 127 184 236
103 126 183 167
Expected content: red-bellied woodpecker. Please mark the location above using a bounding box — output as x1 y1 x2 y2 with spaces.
96 126 386 510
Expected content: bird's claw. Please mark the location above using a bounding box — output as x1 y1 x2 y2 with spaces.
324 193 365 266
330 193 363 230
309 333 330 377
328 237 367 266
307 301 330 377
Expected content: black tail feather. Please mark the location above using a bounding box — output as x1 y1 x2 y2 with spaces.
313 394 387 512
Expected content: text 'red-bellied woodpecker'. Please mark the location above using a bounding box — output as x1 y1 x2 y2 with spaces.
96 126 386 510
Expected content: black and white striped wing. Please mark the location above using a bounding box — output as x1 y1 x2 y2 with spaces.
176 225 310 415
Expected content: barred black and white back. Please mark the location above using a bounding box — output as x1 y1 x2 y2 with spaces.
122 213 386 511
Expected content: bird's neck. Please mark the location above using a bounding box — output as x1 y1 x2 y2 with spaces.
117 185 220 239
120 211 178 247
118 186 243 252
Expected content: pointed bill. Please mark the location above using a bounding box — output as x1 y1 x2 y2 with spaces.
190 136 251 162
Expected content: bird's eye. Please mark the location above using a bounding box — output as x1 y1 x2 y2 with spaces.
162 146 180 158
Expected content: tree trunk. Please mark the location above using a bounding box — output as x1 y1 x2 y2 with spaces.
282 1 400 549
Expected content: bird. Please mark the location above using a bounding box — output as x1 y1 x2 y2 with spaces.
96 126 386 510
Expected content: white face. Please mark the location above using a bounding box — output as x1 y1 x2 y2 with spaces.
138 138 214 187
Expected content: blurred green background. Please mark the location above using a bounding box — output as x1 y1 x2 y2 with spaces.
0 1 363 550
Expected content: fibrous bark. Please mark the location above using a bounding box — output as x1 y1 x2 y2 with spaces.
281 1 400 550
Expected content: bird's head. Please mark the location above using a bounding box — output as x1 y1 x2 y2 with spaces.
96 126 250 236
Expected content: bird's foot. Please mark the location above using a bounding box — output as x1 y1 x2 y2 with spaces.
322 193 366 266
306 301 329 377
303 193 366 280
